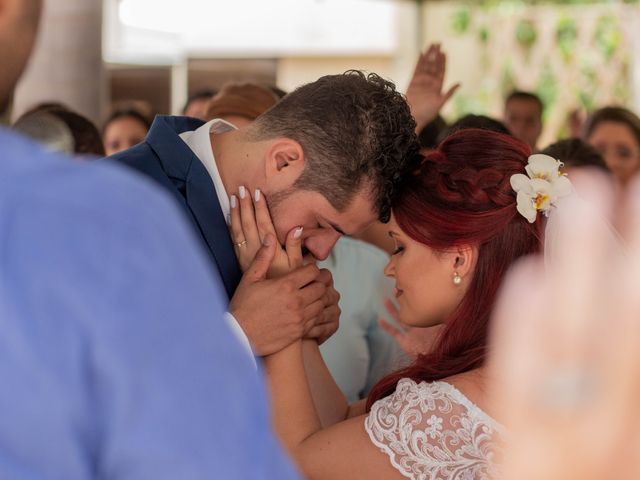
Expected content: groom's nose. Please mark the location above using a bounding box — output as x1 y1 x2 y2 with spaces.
304 230 342 261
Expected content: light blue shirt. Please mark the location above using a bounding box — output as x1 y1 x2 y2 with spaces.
319 237 409 402
0 128 299 480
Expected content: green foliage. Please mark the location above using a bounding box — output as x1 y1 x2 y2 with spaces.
451 8 472 34
500 61 517 96
446 0 639 5
439 0 633 141
556 16 579 63
535 61 558 121
594 14 622 61
577 57 598 111
515 19 538 49
478 26 490 44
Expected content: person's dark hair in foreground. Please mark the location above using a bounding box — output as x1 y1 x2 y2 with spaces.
13 107 104 156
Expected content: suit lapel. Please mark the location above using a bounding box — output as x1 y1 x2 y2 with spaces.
184 159 242 298
146 116 242 299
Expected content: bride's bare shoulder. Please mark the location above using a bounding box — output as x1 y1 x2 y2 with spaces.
440 368 496 417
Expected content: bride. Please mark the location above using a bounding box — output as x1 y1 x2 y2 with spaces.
229 128 561 479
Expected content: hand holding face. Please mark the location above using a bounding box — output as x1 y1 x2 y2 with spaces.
229 186 304 278
489 173 640 480
229 235 329 357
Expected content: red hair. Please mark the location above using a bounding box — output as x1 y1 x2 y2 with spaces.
367 128 543 409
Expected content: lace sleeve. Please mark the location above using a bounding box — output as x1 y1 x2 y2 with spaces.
365 379 503 480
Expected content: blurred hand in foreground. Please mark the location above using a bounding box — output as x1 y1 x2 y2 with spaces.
489 171 640 480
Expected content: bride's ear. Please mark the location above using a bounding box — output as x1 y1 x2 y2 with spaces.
452 245 477 280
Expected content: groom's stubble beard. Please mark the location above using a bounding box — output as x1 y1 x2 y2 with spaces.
265 186 311 257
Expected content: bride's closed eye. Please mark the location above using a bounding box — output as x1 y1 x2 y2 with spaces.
392 244 405 255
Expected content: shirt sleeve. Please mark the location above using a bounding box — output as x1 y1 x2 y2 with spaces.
224 311 257 367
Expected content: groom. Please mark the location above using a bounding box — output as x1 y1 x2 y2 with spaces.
108 72 420 355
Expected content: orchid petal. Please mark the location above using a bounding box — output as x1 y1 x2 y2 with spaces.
526 154 561 181
516 191 537 223
510 173 532 193
529 178 553 194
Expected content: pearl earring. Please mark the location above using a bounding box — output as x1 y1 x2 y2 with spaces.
453 271 462 285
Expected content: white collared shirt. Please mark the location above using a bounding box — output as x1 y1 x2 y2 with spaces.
179 118 236 222
179 119 255 364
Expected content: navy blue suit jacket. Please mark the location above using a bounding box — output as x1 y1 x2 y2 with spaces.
107 115 242 299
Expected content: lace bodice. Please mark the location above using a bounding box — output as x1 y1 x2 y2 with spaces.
365 378 503 480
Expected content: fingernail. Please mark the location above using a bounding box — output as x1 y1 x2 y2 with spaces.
239 186 246 199
294 227 303 239
230 195 237 208
254 189 261 202
263 234 273 246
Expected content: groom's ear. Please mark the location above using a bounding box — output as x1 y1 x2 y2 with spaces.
264 138 306 186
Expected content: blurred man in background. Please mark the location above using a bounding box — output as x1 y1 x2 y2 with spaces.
503 90 544 151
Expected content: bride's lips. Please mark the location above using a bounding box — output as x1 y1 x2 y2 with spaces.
394 287 404 298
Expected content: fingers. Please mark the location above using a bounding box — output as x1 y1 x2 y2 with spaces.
241 234 277 283
383 298 400 322
379 318 404 341
309 304 341 344
316 268 334 288
253 188 278 242
285 226 304 269
299 280 327 306
307 321 337 345
435 44 446 79
605 180 640 422
547 175 615 365
229 195 245 246
443 83 461 103
412 44 434 76
325 286 340 308
303 298 326 321
238 185 261 249
284 263 322 289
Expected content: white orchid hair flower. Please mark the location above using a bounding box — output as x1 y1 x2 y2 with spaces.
510 154 572 223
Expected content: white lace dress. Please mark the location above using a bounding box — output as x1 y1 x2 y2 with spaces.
365 379 503 480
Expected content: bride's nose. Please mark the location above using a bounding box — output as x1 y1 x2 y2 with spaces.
383 257 396 278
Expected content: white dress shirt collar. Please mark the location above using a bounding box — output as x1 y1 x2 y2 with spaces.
179 118 237 221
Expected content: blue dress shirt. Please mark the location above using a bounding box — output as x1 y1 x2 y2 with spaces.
0 129 299 480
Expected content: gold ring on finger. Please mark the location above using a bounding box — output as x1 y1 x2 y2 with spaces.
234 240 248 248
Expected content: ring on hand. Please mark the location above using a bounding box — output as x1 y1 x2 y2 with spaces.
234 240 248 248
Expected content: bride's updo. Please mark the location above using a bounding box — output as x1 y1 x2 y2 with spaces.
368 128 544 408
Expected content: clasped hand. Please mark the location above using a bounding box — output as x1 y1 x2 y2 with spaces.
228 187 340 356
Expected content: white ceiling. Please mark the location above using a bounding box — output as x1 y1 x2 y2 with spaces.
105 0 398 64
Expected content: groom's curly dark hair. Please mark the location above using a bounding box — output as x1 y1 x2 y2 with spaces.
247 71 420 222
